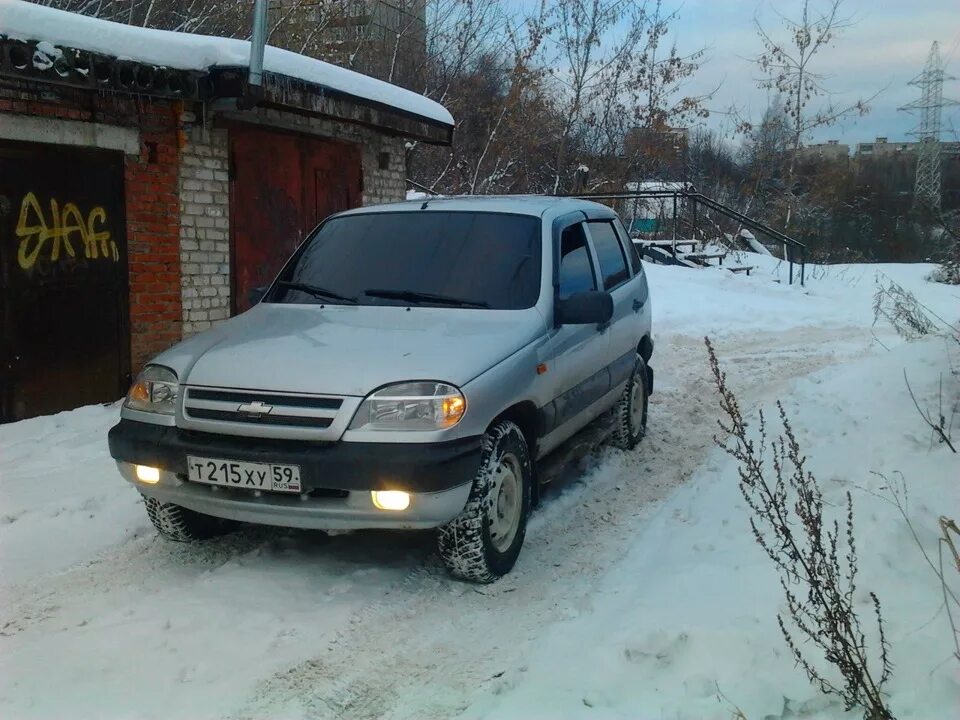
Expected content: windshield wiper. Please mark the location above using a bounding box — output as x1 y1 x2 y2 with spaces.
363 288 489 308
277 281 357 304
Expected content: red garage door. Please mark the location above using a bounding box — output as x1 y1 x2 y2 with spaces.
230 125 363 313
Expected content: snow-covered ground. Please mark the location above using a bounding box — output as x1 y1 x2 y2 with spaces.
1 256 957 719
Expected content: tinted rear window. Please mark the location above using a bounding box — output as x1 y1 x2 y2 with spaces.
269 211 542 309
589 221 630 290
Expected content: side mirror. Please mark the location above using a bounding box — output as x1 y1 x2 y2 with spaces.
556 290 613 326
247 286 268 306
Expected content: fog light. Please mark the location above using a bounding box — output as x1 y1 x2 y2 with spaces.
136 465 161 484
371 490 410 511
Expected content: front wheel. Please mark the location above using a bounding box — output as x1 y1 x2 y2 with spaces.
437 421 533 583
611 355 649 450
142 495 235 542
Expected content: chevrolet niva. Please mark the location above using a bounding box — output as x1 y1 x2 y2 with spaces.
109 196 653 582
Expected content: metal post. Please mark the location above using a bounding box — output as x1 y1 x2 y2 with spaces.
249 0 268 88
672 194 678 255
800 247 806 287
692 197 698 247
788 244 794 285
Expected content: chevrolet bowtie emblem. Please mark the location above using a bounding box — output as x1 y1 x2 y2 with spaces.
237 400 273 416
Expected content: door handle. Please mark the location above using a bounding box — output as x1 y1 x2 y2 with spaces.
632 298 643 313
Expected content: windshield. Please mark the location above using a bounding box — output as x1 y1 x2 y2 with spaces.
267 211 542 310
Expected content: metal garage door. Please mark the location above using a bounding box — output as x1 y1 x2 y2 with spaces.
0 140 130 422
230 125 362 313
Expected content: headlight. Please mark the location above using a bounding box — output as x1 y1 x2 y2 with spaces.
125 365 179 415
350 381 465 431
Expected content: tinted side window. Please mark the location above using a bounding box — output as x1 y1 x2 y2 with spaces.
614 217 643 274
589 221 630 290
558 223 596 299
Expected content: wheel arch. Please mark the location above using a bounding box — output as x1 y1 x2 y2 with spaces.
488 400 541 504
489 400 541 456
637 334 653 362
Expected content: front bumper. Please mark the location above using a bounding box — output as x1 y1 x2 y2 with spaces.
108 420 481 530
116 462 471 531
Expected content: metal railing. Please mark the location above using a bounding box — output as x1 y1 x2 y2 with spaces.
567 189 807 286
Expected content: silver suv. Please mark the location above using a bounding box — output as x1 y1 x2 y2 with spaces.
108 196 653 582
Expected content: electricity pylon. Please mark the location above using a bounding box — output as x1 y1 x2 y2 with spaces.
900 41 958 211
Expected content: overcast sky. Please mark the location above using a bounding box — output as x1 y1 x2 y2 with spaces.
667 0 960 145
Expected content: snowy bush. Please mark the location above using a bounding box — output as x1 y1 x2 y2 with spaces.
929 252 960 286
706 338 895 720
872 277 936 340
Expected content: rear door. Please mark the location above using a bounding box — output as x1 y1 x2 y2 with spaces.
584 219 640 389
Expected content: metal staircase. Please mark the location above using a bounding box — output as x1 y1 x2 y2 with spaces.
633 239 754 275
569 189 806 286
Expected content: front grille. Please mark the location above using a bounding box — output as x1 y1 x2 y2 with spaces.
183 386 344 433
187 408 333 428
187 388 341 410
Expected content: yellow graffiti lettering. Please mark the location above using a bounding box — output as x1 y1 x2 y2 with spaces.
86 207 117 261
59 202 85 261
15 192 118 270
15 192 46 269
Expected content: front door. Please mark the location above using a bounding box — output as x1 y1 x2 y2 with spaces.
537 221 610 455
0 140 130 422
230 126 362 313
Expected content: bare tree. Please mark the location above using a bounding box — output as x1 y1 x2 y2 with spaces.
547 0 651 193
752 0 871 227
410 3 555 195
615 0 709 184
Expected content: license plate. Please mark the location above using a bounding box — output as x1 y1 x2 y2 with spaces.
186 456 302 493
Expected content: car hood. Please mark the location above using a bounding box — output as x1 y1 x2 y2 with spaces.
155 303 547 397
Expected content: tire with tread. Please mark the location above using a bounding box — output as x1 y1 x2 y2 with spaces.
611 354 649 450
142 495 234 542
437 421 532 583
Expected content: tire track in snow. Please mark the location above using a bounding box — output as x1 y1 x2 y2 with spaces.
232 327 874 720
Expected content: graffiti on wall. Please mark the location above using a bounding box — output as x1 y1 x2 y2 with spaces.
15 192 118 270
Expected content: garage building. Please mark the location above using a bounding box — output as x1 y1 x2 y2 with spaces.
0 2 453 422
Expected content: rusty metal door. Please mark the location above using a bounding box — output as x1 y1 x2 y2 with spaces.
230 125 362 313
0 140 130 422
308 140 361 222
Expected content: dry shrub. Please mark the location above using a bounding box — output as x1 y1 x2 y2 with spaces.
706 337 895 720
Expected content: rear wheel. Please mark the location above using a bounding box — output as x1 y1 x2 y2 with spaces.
437 421 532 583
142 495 235 542
611 355 649 450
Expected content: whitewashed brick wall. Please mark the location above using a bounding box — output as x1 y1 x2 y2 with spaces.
179 126 230 336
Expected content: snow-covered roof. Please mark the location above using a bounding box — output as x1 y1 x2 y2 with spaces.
0 0 453 128
625 181 693 191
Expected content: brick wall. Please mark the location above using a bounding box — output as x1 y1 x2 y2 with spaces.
179 127 230 336
125 103 182 369
0 87 182 373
